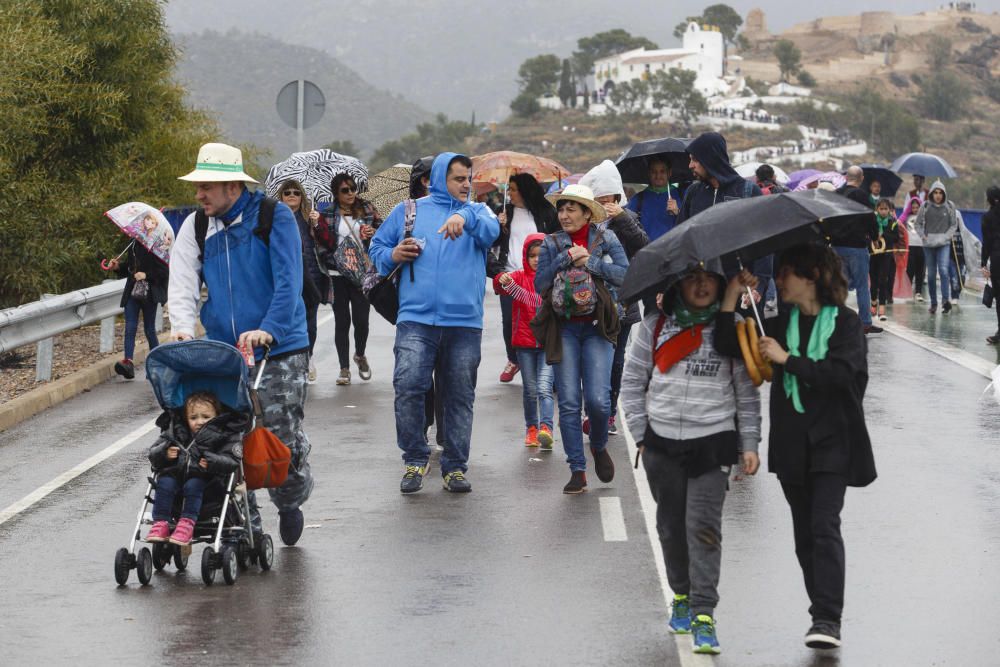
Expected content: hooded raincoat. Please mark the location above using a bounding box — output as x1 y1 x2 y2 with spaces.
493 232 546 348
369 152 500 329
915 181 960 248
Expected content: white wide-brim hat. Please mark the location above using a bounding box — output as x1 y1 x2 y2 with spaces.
179 142 259 183
545 183 608 223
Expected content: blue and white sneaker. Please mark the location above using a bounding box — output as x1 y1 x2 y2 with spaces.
668 594 692 634
691 614 721 655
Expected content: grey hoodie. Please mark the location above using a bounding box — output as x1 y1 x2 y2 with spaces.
915 180 959 248
621 311 761 453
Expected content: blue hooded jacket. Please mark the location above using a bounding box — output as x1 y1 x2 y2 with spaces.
196 190 308 359
369 152 500 328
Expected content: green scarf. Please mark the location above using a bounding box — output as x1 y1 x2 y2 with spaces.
783 305 838 414
875 213 892 235
646 182 679 195
673 296 719 329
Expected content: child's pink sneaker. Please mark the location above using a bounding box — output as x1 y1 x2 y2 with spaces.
169 517 196 545
146 520 170 543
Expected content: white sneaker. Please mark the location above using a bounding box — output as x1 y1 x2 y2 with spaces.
915 293 924 303
308 360 317 384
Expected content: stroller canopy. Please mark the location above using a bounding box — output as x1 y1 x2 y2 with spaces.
145 340 252 413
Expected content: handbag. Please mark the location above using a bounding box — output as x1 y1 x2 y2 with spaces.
331 218 372 288
362 199 416 324
130 279 149 302
984 281 994 308
551 228 605 319
243 354 292 490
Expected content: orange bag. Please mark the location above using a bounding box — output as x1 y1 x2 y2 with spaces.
242 351 292 490
243 426 290 490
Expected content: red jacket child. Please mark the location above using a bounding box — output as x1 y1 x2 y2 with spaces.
492 233 546 349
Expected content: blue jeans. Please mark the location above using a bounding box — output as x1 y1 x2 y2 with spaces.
553 322 614 472
123 297 159 360
834 247 872 326
923 245 951 306
152 475 208 521
393 322 482 475
515 348 554 430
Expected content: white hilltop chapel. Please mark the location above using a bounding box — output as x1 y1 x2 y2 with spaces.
591 22 731 100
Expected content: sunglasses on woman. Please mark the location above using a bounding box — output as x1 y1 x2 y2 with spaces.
282 189 301 197
339 185 358 194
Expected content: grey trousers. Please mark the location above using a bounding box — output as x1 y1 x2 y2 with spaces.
248 351 314 531
642 446 729 617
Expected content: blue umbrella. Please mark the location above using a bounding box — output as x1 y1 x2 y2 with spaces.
889 152 958 179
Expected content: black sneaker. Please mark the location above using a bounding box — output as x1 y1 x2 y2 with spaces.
442 471 472 493
114 359 135 380
805 620 842 649
563 470 587 494
591 446 615 483
929 304 937 314
988 332 1000 345
942 301 952 314
278 508 304 546
400 464 428 494
863 325 883 335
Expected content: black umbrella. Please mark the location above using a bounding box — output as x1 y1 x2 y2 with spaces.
620 189 875 307
858 164 902 198
615 137 692 184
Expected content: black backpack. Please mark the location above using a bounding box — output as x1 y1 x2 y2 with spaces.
194 197 277 261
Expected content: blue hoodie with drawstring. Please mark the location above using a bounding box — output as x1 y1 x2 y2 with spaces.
369 152 501 329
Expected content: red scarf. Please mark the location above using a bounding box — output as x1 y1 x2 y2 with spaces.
652 316 705 373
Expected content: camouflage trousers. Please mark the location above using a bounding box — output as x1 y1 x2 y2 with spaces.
248 351 313 531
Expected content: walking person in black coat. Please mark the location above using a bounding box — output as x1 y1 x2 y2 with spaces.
981 187 1000 344
716 244 876 651
108 242 168 379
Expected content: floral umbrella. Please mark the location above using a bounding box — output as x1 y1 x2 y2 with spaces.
103 202 174 267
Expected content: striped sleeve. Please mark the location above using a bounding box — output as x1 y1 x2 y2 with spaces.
730 356 761 453
620 314 656 443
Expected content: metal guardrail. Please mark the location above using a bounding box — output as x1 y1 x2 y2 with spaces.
0 280 130 381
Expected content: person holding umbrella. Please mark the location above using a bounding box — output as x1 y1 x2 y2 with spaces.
908 174 929 203
107 237 168 380
625 157 683 241
718 245 876 651
533 184 629 494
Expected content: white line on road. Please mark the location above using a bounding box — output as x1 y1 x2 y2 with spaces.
880 319 994 379
0 419 158 527
599 496 628 541
620 404 715 667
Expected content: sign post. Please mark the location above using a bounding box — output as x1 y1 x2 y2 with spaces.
276 80 326 152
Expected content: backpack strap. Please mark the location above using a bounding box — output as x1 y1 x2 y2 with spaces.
635 190 644 218
652 314 666 362
195 196 278 262
404 199 416 282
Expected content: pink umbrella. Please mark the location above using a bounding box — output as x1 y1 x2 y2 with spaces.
103 202 174 268
793 171 846 192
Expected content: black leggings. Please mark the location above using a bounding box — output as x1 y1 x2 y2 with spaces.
906 246 925 294
869 253 895 306
331 276 370 369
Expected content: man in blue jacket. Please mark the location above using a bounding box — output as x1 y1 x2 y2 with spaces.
169 143 313 546
369 153 500 494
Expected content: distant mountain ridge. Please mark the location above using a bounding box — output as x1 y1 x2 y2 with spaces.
173 30 432 165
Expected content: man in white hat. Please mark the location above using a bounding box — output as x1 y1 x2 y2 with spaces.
168 142 313 546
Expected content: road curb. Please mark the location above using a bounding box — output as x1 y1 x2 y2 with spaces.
0 341 151 433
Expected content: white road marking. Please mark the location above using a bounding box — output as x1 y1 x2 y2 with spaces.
879 320 994 379
620 404 715 667
599 496 628 541
0 419 158 526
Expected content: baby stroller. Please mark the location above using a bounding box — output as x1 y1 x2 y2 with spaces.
113 340 275 587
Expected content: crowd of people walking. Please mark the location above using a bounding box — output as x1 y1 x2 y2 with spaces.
111 128 1000 657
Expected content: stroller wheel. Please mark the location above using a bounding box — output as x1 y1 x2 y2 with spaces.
236 541 252 571
201 546 217 586
257 534 274 571
114 547 131 586
173 544 189 572
221 546 238 585
152 543 170 571
136 548 153 586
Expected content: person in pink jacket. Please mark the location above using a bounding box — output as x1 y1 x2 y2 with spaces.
493 232 554 448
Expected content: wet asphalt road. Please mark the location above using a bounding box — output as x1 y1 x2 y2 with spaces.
2 303 1000 666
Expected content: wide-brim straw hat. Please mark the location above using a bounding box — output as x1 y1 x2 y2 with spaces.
545 183 608 223
179 143 259 183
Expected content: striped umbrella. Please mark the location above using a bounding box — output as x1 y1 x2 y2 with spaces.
264 149 369 203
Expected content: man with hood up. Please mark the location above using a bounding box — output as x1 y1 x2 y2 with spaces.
677 132 771 299
915 180 960 314
369 152 500 494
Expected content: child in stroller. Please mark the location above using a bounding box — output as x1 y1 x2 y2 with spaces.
146 390 248 545
114 339 277 587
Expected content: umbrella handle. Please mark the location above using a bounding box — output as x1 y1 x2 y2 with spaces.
100 241 135 271
736 258 766 337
